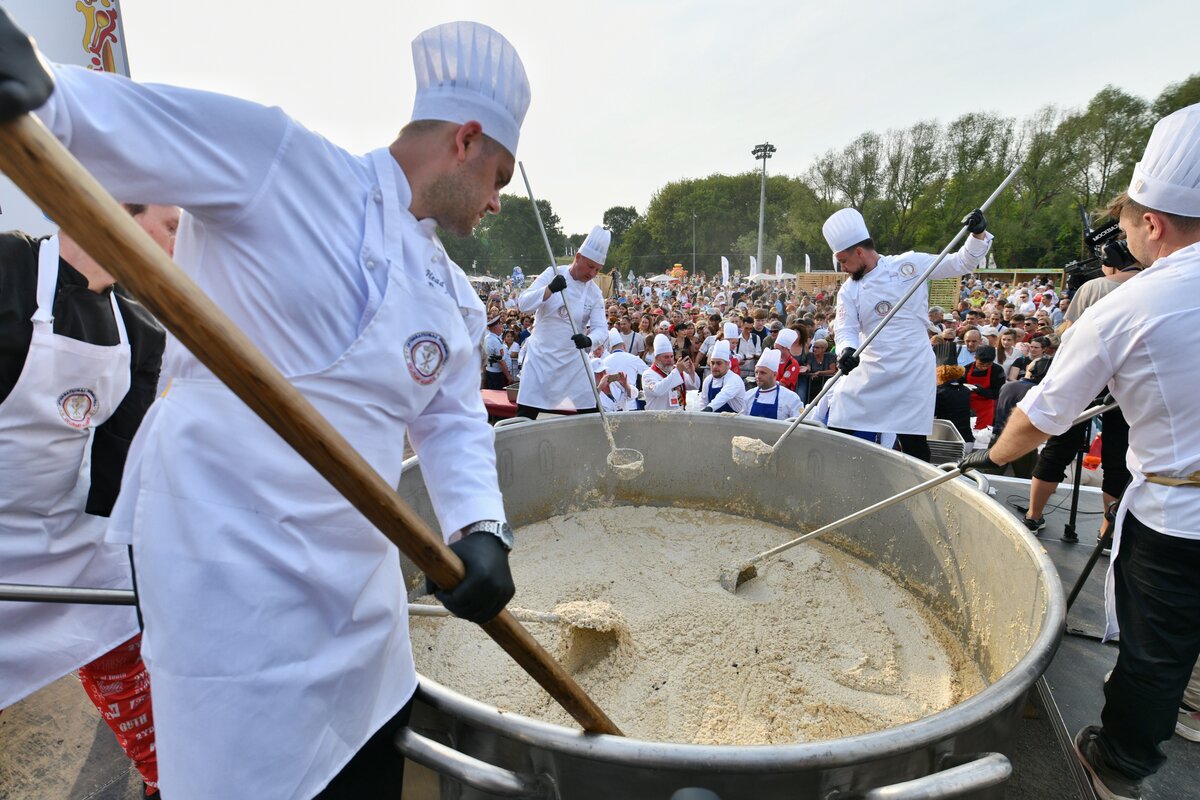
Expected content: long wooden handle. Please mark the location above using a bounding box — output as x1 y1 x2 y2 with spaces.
0 114 622 737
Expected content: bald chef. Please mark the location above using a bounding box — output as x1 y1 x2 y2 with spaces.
643 333 698 410
0 14 527 799
516 225 608 418
824 206 992 462
742 348 803 420
699 340 748 413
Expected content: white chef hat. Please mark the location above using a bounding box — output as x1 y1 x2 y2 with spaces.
1128 103 1200 216
723 322 740 340
410 21 531 157
579 226 611 266
775 328 798 349
607 328 624 349
822 208 871 254
757 348 782 371
591 357 605 373
653 333 673 357
710 340 731 362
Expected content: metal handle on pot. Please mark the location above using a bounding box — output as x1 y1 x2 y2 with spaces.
838 751 1011 799
394 728 550 798
494 416 535 429
937 463 989 495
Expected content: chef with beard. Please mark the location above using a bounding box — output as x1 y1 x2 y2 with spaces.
741 348 803 420
698 340 747 413
824 207 993 461
642 333 697 411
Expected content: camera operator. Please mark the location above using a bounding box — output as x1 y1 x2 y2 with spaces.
960 103 1200 800
1017 194 1141 537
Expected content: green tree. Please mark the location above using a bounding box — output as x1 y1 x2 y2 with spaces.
1153 73 1200 119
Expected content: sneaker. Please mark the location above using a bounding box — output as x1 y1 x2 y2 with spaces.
1178 707 1200 742
1074 726 1143 800
1022 516 1046 535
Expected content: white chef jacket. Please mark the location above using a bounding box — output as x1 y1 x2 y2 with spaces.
700 372 749 413
603 350 647 410
830 234 993 435
597 381 630 414
36 64 505 799
642 363 698 410
740 384 804 420
1017 241 1200 639
516 266 605 411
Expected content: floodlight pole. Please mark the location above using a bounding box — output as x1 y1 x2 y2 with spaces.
752 142 776 275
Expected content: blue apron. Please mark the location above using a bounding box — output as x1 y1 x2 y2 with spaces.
706 377 735 413
748 387 781 420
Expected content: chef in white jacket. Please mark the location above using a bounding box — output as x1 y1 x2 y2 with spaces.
515 225 608 417
642 333 698 411
824 206 992 461
960 104 1200 800
0 16 526 800
741 348 803 420
592 358 631 413
699 340 747 413
603 328 646 411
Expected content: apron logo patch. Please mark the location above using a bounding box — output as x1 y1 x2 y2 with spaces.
58 388 99 429
874 301 893 316
899 262 916 278
405 332 449 385
557 306 569 320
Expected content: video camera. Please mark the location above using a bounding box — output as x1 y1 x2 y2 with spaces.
1063 215 1137 292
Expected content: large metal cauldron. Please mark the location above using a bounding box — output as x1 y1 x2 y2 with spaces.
394 413 1064 799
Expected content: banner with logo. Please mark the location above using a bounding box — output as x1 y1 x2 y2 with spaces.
749 256 757 276
775 254 782 276
804 253 811 273
720 256 729 286
0 0 130 236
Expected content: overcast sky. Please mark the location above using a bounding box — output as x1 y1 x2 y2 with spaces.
115 0 1198 235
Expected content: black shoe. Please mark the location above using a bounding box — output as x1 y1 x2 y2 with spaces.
1061 530 1079 543
1022 516 1045 535
1013 503 1029 516
1073 726 1142 800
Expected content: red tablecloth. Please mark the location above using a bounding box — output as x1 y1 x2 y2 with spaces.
481 389 517 419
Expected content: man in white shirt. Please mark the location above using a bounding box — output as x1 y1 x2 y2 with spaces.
740 348 803 420
615 316 645 358
0 15 527 799
957 329 982 368
698 341 747 413
602 328 646 411
961 104 1200 800
642 333 697 411
592 358 630 413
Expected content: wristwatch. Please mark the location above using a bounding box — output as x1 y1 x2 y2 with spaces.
464 520 515 551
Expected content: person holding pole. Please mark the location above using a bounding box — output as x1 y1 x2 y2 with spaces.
822 206 993 461
0 13 528 799
961 104 1200 800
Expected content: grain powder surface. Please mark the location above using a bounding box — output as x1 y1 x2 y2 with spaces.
410 505 985 744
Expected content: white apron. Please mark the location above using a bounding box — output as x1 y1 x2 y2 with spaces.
516 268 600 411
829 256 937 435
0 235 138 708
109 151 481 799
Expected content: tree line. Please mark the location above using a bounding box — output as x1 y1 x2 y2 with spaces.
444 74 1199 277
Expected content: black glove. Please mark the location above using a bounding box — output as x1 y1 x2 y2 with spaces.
958 449 999 474
547 274 568 293
962 208 987 235
0 10 54 122
837 347 859 374
571 333 591 350
424 531 515 624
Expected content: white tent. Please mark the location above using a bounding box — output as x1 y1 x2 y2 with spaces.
648 274 676 283
468 275 499 284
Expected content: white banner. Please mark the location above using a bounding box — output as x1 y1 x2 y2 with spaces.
749 256 758 276
804 253 811 273
720 256 729 286
775 254 783 276
0 0 131 237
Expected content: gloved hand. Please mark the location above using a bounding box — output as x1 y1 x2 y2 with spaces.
0 9 54 122
837 347 859 374
962 208 987 235
571 333 591 350
548 274 568 293
958 449 999 474
424 531 515 624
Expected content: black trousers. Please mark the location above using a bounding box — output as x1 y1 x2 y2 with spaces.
832 428 931 463
1098 512 1200 780
315 698 414 799
484 371 507 390
1101 408 1132 498
1031 420 1089 484
516 404 597 420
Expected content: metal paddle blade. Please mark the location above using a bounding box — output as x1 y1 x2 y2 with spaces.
607 447 645 480
718 562 757 593
731 435 774 468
